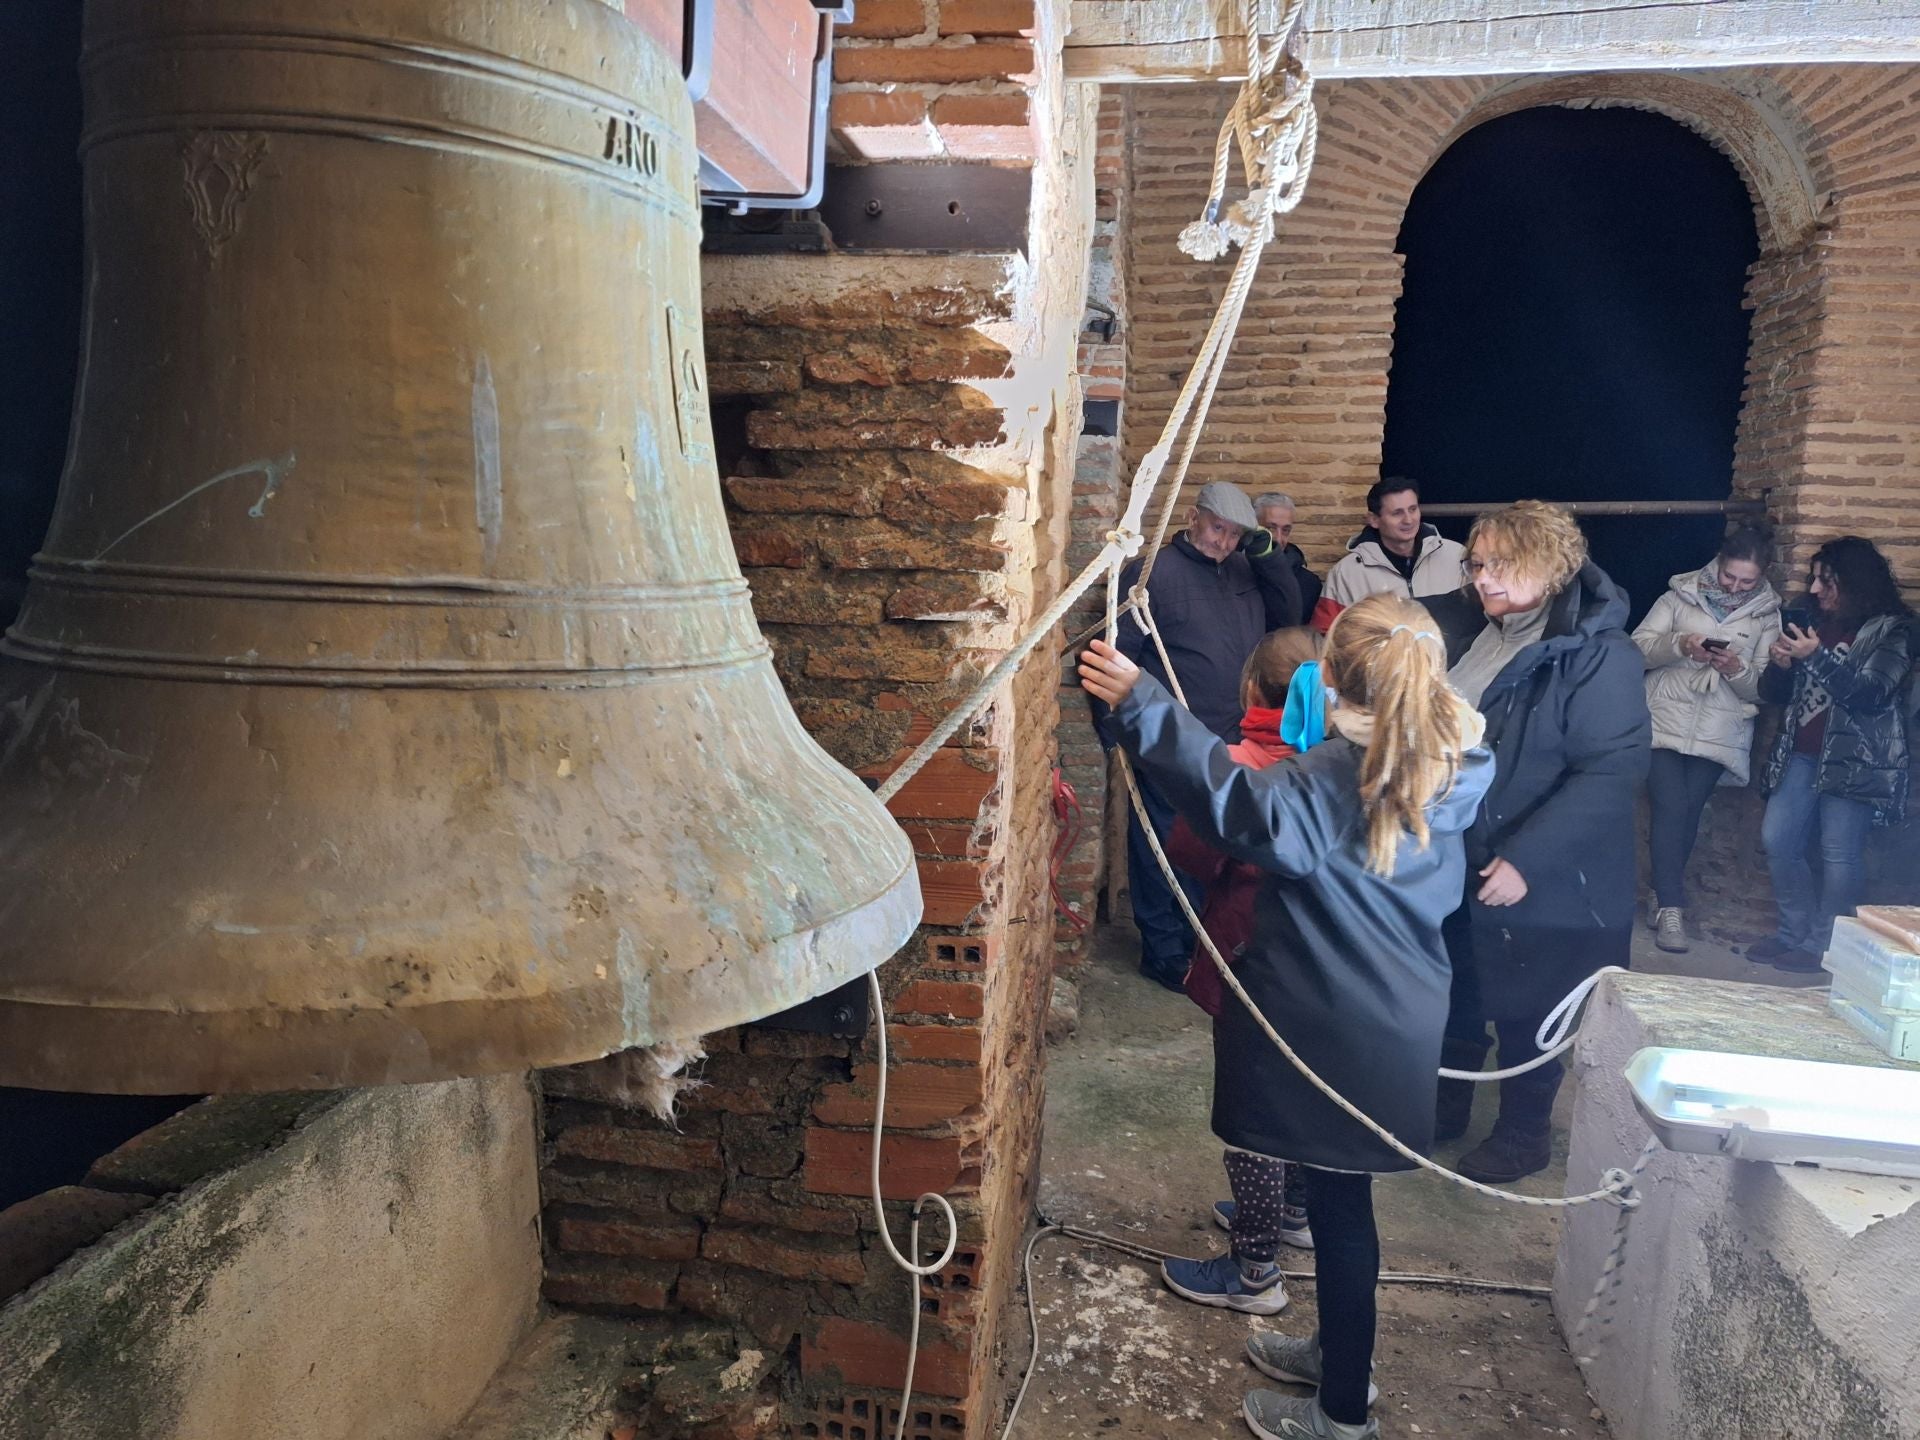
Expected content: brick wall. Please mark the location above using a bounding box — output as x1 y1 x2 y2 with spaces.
1121 67 1920 936
536 6 1092 1436
1052 88 1131 961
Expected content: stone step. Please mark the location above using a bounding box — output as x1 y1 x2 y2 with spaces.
444 1314 640 1440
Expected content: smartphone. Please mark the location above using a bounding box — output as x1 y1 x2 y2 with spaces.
1701 638 1730 653
1781 606 1815 634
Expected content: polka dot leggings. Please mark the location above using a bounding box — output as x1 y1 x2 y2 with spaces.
1222 1149 1307 1266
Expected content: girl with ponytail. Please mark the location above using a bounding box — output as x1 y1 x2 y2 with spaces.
1080 593 1493 1440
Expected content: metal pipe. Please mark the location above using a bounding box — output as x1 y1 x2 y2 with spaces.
1421 499 1766 518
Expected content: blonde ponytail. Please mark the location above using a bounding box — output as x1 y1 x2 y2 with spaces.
1322 594 1485 876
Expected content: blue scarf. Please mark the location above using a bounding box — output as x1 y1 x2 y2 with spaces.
1696 565 1744 624
1280 661 1328 752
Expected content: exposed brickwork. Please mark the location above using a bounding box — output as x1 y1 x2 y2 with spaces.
538 9 1089 1436
1053 88 1132 962
830 0 1041 165
1121 68 1920 936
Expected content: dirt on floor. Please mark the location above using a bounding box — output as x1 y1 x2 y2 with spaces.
1005 922 1819 1439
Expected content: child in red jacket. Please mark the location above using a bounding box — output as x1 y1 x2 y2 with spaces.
1163 627 1324 1314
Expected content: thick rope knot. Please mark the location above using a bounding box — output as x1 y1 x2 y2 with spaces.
1104 526 1144 559
1177 219 1233 262
1601 1167 1643 1209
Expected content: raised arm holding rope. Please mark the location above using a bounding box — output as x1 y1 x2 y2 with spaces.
1082 592 1492 1440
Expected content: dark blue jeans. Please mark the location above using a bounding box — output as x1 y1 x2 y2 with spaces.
1299 1166 1377 1427
1762 753 1873 953
1126 770 1205 981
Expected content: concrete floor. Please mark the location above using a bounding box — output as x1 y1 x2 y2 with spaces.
1010 921 1820 1438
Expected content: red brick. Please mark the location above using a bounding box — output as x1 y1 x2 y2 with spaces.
718 1188 859 1236
0 1186 152 1299
929 92 1035 162
803 1128 968 1199
830 90 940 162
551 1207 701 1261
916 857 993 926
725 475 883 517
802 1317 971 1398
833 42 1034 85
885 574 1007 622
541 1256 678 1311
841 0 928 37
862 745 1001 820
924 932 1001 971
812 1062 984 1127
552 1124 722 1173
938 0 1036 34
701 1225 867 1285
894 978 986 1020
887 1024 983 1063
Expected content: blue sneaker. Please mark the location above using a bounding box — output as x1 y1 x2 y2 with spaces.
1214 1200 1315 1251
1161 1253 1288 1315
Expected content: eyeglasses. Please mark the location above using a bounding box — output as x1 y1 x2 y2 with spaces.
1462 556 1515 580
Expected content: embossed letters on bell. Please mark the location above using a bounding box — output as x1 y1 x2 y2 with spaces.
0 0 921 1093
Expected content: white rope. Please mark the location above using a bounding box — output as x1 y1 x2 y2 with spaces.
1440 965 1629 1081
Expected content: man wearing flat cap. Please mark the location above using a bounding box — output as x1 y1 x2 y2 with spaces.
1095 480 1302 990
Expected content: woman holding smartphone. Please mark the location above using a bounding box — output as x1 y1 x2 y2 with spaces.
1752 536 1913 972
1631 527 1781 953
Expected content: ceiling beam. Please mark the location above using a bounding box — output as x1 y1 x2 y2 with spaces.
1066 0 1920 82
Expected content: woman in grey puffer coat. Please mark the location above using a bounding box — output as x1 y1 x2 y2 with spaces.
1632 527 1781 954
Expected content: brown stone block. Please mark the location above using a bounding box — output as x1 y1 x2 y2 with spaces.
706 360 803 397
701 1224 867 1285
718 1186 860 1236
0 1186 152 1300
885 572 1007 622
553 1124 724 1173
937 0 1035 34
746 385 1005 451
812 1062 984 1128
730 522 814 569
834 41 1034 85
804 1126 970 1199
840 0 928 37
861 744 1001 820
541 1255 678 1312
929 92 1035 162
801 1316 971 1398
726 476 884 517
895 978 986 1019
818 520 1010 574
887 1023 982 1064
803 635 971 684
915 856 993 926
551 1206 702 1262
743 570 887 626
84 1093 327 1196
883 476 1023 523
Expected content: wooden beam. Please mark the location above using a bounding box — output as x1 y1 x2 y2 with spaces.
1066 0 1920 82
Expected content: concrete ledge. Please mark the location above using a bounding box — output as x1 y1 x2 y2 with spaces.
0 1076 542 1440
1554 975 1920 1439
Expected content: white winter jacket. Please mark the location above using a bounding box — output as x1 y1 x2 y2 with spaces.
1631 568 1781 785
1319 525 1465 623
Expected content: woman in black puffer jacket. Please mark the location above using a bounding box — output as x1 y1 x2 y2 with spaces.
1751 536 1914 973
1422 502 1651 1185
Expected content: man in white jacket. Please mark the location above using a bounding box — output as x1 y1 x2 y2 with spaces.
1313 477 1465 630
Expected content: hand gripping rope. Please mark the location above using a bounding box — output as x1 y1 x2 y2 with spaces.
853 5 1649 1433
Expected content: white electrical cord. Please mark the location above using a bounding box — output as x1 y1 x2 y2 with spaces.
865 971 958 1440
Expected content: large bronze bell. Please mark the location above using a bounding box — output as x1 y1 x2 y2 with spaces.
0 0 920 1093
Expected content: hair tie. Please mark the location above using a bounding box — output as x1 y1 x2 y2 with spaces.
1388 624 1440 643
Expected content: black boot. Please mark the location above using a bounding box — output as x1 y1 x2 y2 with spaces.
1434 1033 1490 1142
1457 1057 1563 1183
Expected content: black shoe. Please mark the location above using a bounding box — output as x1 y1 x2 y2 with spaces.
1745 936 1796 962
1456 1127 1551 1184
1139 964 1186 993
1770 949 1824 974
1433 1077 1474 1143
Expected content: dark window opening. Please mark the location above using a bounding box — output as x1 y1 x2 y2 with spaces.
1382 106 1761 625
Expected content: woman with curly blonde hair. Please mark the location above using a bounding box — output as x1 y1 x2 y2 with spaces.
1081 593 1493 1440
1421 501 1651 1183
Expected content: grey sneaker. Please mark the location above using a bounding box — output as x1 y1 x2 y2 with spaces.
1242 1389 1378 1440
1654 907 1690 954
1246 1334 1379 1406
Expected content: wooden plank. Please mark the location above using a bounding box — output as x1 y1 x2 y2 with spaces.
1066 0 1920 81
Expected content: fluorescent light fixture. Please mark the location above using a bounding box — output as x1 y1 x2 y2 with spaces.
1627 1047 1920 1179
